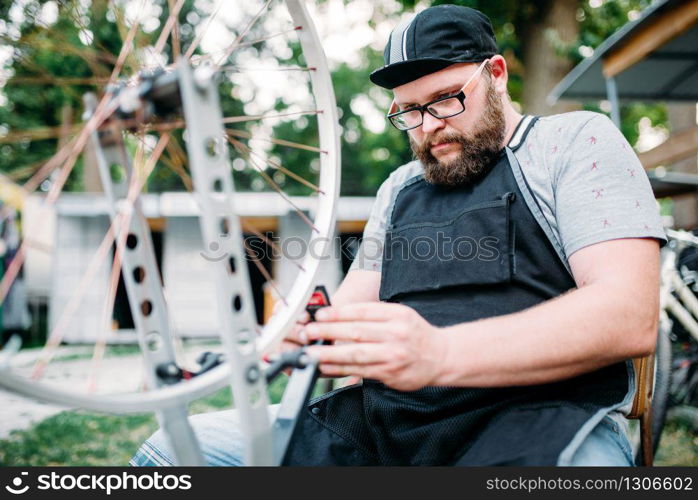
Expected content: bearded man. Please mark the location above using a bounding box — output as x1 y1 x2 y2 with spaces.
132 4 666 466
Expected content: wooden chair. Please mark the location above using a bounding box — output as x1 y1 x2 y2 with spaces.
626 354 656 466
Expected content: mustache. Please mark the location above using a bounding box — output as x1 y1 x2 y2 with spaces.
414 132 469 155
409 79 506 186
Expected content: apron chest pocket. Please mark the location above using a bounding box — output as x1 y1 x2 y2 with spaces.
380 193 515 300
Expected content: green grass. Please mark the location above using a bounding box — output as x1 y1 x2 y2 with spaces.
50 344 143 363
1 384 695 466
0 377 287 466
654 420 698 466
0 411 157 466
47 340 224 364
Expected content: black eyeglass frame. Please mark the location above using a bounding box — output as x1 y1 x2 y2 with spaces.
387 92 467 131
386 59 489 132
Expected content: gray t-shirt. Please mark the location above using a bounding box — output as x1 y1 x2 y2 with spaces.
350 111 667 273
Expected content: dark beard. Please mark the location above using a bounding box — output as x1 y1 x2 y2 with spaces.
410 80 506 187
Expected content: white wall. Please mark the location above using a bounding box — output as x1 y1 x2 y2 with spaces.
50 214 111 343
23 195 56 300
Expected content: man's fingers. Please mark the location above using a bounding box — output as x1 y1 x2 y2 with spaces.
313 302 403 323
306 343 387 365
280 339 303 351
303 322 389 343
318 363 378 379
285 318 312 345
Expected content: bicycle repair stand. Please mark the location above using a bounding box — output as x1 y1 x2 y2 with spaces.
83 60 331 466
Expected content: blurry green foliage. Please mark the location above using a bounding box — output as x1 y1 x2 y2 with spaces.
0 0 671 197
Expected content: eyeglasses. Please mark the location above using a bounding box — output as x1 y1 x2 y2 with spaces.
387 59 489 131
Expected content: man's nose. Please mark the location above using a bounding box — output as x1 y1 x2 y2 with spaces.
421 111 445 134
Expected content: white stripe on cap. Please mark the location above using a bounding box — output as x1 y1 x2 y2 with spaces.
401 22 409 60
389 15 415 65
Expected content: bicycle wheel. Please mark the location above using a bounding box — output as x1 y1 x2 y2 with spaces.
0 0 340 465
650 319 673 453
665 314 698 432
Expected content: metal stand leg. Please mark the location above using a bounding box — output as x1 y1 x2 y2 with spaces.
85 94 204 465
178 61 273 465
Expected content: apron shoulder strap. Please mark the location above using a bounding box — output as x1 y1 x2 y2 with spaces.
507 115 538 152
505 127 575 279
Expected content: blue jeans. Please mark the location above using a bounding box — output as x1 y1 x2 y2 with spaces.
130 407 635 466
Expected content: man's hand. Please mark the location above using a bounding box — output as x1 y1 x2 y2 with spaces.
273 269 382 353
281 310 312 351
267 297 311 351
266 302 311 378
302 302 446 391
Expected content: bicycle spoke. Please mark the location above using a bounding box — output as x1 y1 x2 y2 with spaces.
227 135 318 234
221 109 322 124
245 146 322 194
0 0 341 441
22 237 53 255
189 25 302 64
110 4 143 83
241 223 301 271
214 0 275 70
12 8 141 194
223 129 324 193
7 76 110 87
62 0 118 69
31 216 122 380
154 0 187 56
87 210 134 393
110 0 145 75
88 141 147 394
226 128 326 154
167 0 182 59
21 139 75 193
33 133 169 381
0 119 179 151
165 132 189 166
244 243 289 307
184 0 226 60
23 30 111 77
219 64 316 73
0 124 82 144
1 39 48 75
234 26 303 49
0 96 119 305
163 139 194 191
32 134 169 380
151 134 306 274
4 160 49 182
144 128 310 275
45 99 120 204
128 129 190 189
132 118 325 197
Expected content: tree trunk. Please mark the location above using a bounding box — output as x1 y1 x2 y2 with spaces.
666 103 698 229
520 0 581 115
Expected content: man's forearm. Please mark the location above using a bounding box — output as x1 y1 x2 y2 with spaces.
331 269 381 305
435 283 658 388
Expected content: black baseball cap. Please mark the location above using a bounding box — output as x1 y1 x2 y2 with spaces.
369 5 498 89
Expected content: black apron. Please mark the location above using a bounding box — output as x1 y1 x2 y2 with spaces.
284 127 633 466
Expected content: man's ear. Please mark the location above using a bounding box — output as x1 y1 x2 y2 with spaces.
488 55 509 94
